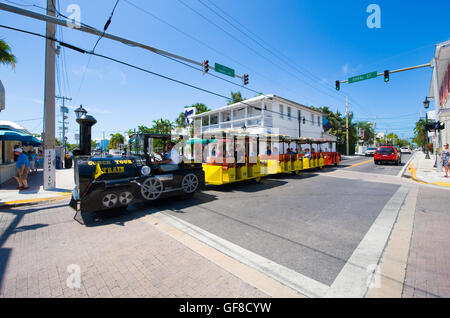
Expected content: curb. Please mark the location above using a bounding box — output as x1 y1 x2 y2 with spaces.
403 159 450 188
398 152 417 178
0 193 71 209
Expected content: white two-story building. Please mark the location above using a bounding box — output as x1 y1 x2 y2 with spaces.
191 94 335 153
192 94 325 137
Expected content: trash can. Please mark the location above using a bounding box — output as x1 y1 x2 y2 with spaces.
65 157 73 169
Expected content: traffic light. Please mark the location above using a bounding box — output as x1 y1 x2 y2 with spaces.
203 60 209 74
384 70 389 83
243 74 249 85
335 80 340 91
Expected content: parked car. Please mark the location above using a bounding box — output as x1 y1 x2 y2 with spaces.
365 147 377 156
400 146 411 154
374 146 402 165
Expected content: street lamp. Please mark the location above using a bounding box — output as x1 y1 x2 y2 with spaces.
423 97 430 109
74 104 87 119
423 97 431 159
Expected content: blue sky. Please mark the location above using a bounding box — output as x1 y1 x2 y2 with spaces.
0 0 449 142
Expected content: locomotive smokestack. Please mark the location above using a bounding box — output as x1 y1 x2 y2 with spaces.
76 115 97 156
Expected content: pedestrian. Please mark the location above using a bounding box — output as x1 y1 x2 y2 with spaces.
13 148 30 190
440 143 450 178
29 151 37 174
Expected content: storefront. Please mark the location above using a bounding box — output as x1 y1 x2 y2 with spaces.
429 40 450 151
0 121 41 185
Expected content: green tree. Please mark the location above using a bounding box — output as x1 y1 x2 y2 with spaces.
412 118 427 150
0 39 17 68
108 133 125 150
356 121 375 145
228 91 244 105
91 140 98 150
175 103 211 128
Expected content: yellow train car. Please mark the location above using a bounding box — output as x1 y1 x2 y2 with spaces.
186 131 341 186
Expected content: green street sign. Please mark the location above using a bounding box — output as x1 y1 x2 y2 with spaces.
214 63 235 77
348 71 378 84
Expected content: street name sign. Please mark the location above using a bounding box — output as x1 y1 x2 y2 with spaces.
214 63 235 77
348 71 378 84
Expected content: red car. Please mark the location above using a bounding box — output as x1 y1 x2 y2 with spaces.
374 146 402 165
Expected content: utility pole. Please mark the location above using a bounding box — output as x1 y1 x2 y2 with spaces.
56 96 71 164
43 0 56 190
346 96 349 155
374 116 377 146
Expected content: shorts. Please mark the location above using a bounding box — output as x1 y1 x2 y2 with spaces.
158 164 179 172
16 167 30 180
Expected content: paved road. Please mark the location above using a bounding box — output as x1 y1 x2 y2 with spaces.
341 154 413 176
156 173 400 287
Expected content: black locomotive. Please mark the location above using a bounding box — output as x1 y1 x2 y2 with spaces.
69 133 204 215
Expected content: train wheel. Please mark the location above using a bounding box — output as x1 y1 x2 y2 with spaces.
119 191 134 205
141 177 163 200
254 177 262 183
182 173 199 194
102 193 118 208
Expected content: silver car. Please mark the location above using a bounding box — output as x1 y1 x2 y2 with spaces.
365 147 377 156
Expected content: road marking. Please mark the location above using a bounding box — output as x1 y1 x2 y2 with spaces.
366 186 418 298
144 213 305 298
347 159 373 168
147 212 328 298
325 186 409 298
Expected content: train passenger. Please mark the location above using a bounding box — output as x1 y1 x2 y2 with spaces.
265 146 272 155
304 148 311 159
298 147 304 155
272 147 279 155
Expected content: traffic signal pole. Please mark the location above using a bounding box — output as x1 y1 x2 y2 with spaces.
337 62 432 86
346 96 349 155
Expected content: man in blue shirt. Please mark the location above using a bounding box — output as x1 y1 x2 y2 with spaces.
13 148 30 190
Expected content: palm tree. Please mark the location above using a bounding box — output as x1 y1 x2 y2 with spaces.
0 39 17 68
228 91 244 105
108 133 125 150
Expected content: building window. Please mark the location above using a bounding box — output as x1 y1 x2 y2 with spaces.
311 114 314 125
222 111 231 122
279 104 284 119
202 116 209 126
287 106 291 120
318 116 321 126
210 114 218 125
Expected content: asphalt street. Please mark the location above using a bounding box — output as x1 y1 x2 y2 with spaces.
154 173 400 286
341 153 413 176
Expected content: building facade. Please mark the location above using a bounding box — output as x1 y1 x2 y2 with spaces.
192 94 325 139
429 40 450 149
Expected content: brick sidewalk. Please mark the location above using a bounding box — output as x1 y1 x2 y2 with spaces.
0 201 267 298
402 185 450 298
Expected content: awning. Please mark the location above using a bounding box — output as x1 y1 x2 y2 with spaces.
0 130 41 146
